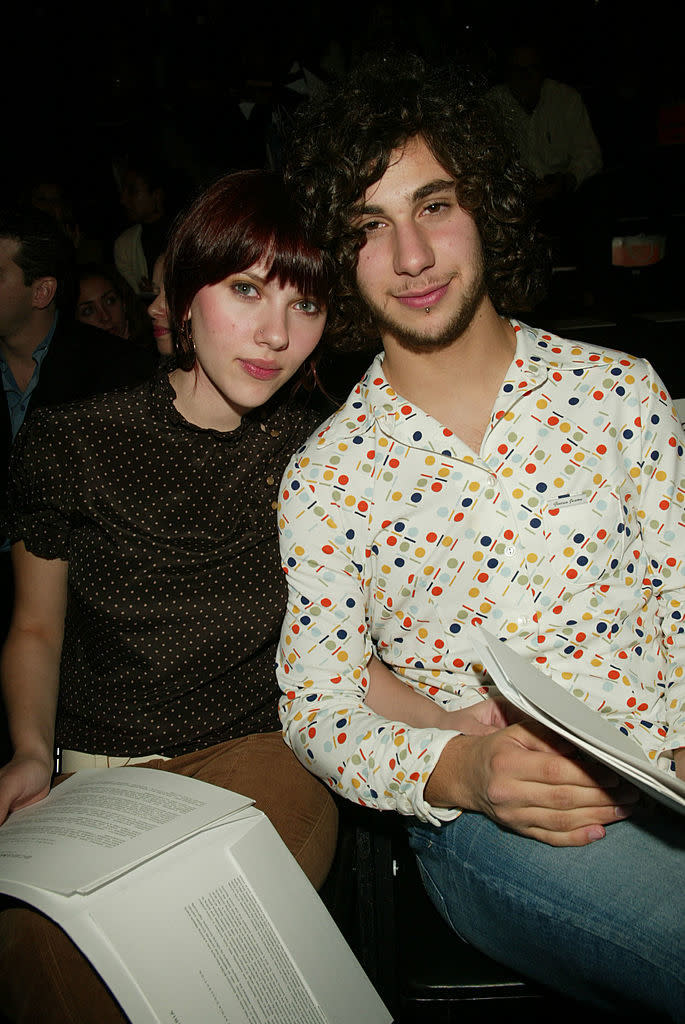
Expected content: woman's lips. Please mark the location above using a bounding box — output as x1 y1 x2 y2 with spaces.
396 284 448 309
240 360 280 381
153 326 171 338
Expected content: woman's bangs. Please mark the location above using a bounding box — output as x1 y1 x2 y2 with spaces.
264 231 329 304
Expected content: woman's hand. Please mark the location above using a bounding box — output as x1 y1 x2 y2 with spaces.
440 696 525 735
366 655 524 733
0 752 53 825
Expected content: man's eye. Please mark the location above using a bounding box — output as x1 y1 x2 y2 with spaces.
363 220 384 233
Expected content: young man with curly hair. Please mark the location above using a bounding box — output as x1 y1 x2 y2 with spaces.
276 54 684 1017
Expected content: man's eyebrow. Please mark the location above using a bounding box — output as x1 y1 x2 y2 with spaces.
359 178 456 215
412 178 456 202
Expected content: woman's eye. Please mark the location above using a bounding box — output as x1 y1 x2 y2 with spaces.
294 298 320 314
79 305 93 318
105 293 119 307
233 281 258 297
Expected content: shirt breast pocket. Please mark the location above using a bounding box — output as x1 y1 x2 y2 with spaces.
543 490 633 591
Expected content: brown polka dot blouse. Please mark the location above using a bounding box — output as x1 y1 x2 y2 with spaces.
7 371 321 757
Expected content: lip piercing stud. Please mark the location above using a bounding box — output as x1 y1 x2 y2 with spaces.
425 306 431 314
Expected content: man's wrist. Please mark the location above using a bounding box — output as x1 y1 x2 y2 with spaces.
423 733 480 811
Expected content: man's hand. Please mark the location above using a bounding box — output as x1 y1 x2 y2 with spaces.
0 753 52 826
426 720 639 847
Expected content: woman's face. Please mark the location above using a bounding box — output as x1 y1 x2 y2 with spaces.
184 259 326 428
148 256 173 355
77 276 128 338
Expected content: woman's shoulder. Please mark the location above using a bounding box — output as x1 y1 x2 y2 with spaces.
20 378 154 446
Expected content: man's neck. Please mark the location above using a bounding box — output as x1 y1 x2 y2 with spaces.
0 310 56 387
381 300 516 454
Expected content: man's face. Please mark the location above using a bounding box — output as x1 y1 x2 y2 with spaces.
354 135 487 354
120 172 161 224
0 238 35 340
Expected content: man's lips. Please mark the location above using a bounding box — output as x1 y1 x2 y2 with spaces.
240 359 281 380
395 284 449 309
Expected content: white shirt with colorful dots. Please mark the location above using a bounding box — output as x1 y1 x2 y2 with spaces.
277 321 685 823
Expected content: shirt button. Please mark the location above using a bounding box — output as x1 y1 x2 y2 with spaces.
271 501 278 510
505 545 515 557
266 475 275 485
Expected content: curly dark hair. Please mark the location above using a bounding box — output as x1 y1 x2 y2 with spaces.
284 52 549 352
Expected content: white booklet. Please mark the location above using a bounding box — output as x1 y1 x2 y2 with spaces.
471 629 685 816
0 769 392 1024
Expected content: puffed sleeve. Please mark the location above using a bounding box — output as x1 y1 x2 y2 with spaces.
6 408 76 560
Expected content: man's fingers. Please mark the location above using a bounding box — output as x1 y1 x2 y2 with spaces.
505 722 632 790
524 823 608 848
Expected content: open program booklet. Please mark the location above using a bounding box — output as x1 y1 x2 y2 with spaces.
472 629 685 816
0 769 391 1024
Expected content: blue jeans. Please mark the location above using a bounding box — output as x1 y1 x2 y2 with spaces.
408 806 684 1020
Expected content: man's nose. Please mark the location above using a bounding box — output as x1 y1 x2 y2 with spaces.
393 221 435 277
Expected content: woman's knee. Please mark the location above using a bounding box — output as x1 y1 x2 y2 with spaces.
0 905 127 1023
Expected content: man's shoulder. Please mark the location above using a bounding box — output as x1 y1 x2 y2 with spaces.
518 322 650 373
540 78 584 107
43 318 156 397
113 223 142 249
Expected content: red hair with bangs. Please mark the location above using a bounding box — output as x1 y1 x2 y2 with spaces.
165 169 330 370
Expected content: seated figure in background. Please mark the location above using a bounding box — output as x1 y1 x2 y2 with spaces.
487 39 603 203
113 157 171 296
0 208 155 631
75 262 154 352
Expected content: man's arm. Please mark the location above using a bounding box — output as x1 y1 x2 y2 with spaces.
637 374 685 770
278 455 635 843
0 543 67 823
367 656 635 846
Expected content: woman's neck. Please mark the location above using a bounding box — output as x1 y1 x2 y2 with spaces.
168 367 243 432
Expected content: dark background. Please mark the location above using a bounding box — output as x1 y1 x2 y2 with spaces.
5 0 684 381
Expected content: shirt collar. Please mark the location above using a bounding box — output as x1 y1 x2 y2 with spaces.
0 310 58 375
353 319 609 452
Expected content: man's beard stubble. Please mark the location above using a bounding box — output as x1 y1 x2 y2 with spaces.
360 264 488 355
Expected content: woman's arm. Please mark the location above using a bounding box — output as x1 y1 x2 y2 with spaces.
366 656 510 734
675 748 685 781
0 542 68 824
